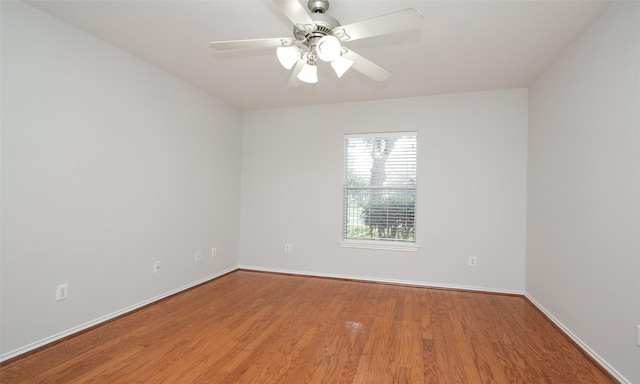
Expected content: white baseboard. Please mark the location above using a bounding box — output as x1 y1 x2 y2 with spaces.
525 294 630 384
0 267 237 363
237 264 525 295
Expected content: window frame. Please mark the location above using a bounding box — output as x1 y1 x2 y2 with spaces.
340 131 419 252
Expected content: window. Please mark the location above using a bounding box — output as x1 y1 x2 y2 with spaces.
342 132 417 249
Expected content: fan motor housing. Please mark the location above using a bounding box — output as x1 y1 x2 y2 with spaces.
294 12 340 43
311 12 340 30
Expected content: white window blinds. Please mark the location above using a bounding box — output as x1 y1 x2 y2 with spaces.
343 132 417 243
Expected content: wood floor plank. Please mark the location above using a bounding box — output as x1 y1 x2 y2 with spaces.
0 270 617 383
388 288 422 383
295 284 357 383
430 290 476 383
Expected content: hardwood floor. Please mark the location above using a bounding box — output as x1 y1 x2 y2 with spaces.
0 270 616 383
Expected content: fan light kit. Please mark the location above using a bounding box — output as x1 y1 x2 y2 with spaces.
210 0 423 86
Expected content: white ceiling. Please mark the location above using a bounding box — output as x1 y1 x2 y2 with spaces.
26 0 613 111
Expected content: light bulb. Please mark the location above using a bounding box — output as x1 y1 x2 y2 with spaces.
277 46 301 69
316 35 341 62
330 56 354 78
297 61 318 83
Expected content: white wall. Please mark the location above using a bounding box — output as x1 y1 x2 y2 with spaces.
240 89 528 293
527 2 640 383
0 1 242 358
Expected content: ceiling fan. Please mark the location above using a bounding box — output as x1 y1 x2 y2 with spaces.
210 0 423 85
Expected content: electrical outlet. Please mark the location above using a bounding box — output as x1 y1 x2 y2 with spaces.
56 283 68 301
196 250 202 262
468 256 477 267
284 243 292 253
211 247 217 258
153 261 161 274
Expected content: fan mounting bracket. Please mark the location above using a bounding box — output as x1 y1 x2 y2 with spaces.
308 0 330 13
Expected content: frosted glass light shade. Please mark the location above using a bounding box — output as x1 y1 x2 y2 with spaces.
316 35 341 62
297 62 318 83
277 46 301 69
330 56 354 78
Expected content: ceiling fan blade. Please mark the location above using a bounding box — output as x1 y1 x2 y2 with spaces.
273 0 316 32
210 38 295 50
333 9 423 42
342 49 392 82
288 59 306 87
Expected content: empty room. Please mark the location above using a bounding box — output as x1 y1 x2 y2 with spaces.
1 0 638 383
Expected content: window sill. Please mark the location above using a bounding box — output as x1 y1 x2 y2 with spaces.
339 240 420 252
